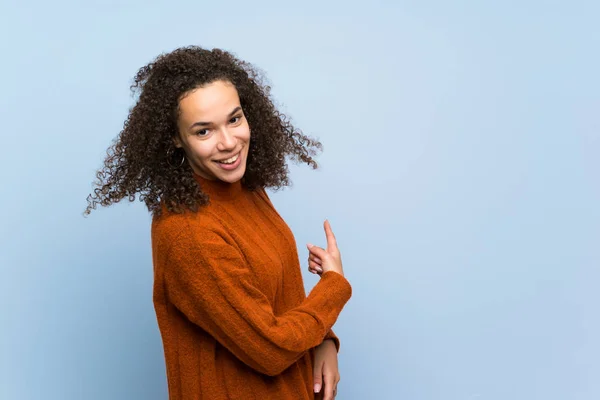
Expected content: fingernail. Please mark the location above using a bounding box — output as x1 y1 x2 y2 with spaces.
314 383 321 393
316 267 323 273
307 243 313 248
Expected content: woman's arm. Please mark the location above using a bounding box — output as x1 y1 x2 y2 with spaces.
323 329 340 352
161 225 352 376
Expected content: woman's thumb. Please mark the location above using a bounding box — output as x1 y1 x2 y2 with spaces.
307 244 327 260
313 366 323 393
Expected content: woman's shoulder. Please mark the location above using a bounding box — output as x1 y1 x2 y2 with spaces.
253 186 276 208
151 201 221 241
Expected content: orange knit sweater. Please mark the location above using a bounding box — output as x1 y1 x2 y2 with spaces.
151 172 352 399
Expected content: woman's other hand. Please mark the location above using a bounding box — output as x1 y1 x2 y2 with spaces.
307 220 344 277
312 339 340 399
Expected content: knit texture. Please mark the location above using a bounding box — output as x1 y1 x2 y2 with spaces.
151 172 352 399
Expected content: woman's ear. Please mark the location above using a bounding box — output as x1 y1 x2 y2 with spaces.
172 135 182 149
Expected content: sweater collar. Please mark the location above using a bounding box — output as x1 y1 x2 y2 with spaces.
192 171 243 201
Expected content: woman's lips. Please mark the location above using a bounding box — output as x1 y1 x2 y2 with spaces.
214 151 242 171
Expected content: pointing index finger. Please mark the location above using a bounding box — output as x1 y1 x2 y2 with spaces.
324 219 337 251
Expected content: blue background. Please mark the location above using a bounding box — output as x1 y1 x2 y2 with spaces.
1 1 598 399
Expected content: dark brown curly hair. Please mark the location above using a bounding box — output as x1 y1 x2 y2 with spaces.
84 46 322 218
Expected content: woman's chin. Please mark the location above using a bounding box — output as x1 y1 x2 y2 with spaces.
215 166 246 183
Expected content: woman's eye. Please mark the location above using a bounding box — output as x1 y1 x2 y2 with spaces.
196 116 241 136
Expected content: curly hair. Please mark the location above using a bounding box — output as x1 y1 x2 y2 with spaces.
84 46 322 218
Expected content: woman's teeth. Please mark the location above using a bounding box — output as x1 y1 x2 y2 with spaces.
218 153 239 164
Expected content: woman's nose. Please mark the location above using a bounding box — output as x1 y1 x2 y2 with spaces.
217 128 236 150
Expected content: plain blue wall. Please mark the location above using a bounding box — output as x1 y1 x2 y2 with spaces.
1 1 598 399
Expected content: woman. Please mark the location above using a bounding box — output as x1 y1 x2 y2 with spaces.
84 46 352 400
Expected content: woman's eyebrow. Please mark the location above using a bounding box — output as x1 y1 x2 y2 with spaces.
188 106 242 130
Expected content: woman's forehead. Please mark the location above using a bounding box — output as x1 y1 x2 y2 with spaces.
179 81 240 122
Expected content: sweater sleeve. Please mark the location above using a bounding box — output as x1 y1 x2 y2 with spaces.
161 224 352 376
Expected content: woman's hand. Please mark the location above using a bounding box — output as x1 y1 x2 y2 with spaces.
313 339 340 399
307 220 344 277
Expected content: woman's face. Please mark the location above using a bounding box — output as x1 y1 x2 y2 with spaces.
174 79 250 183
